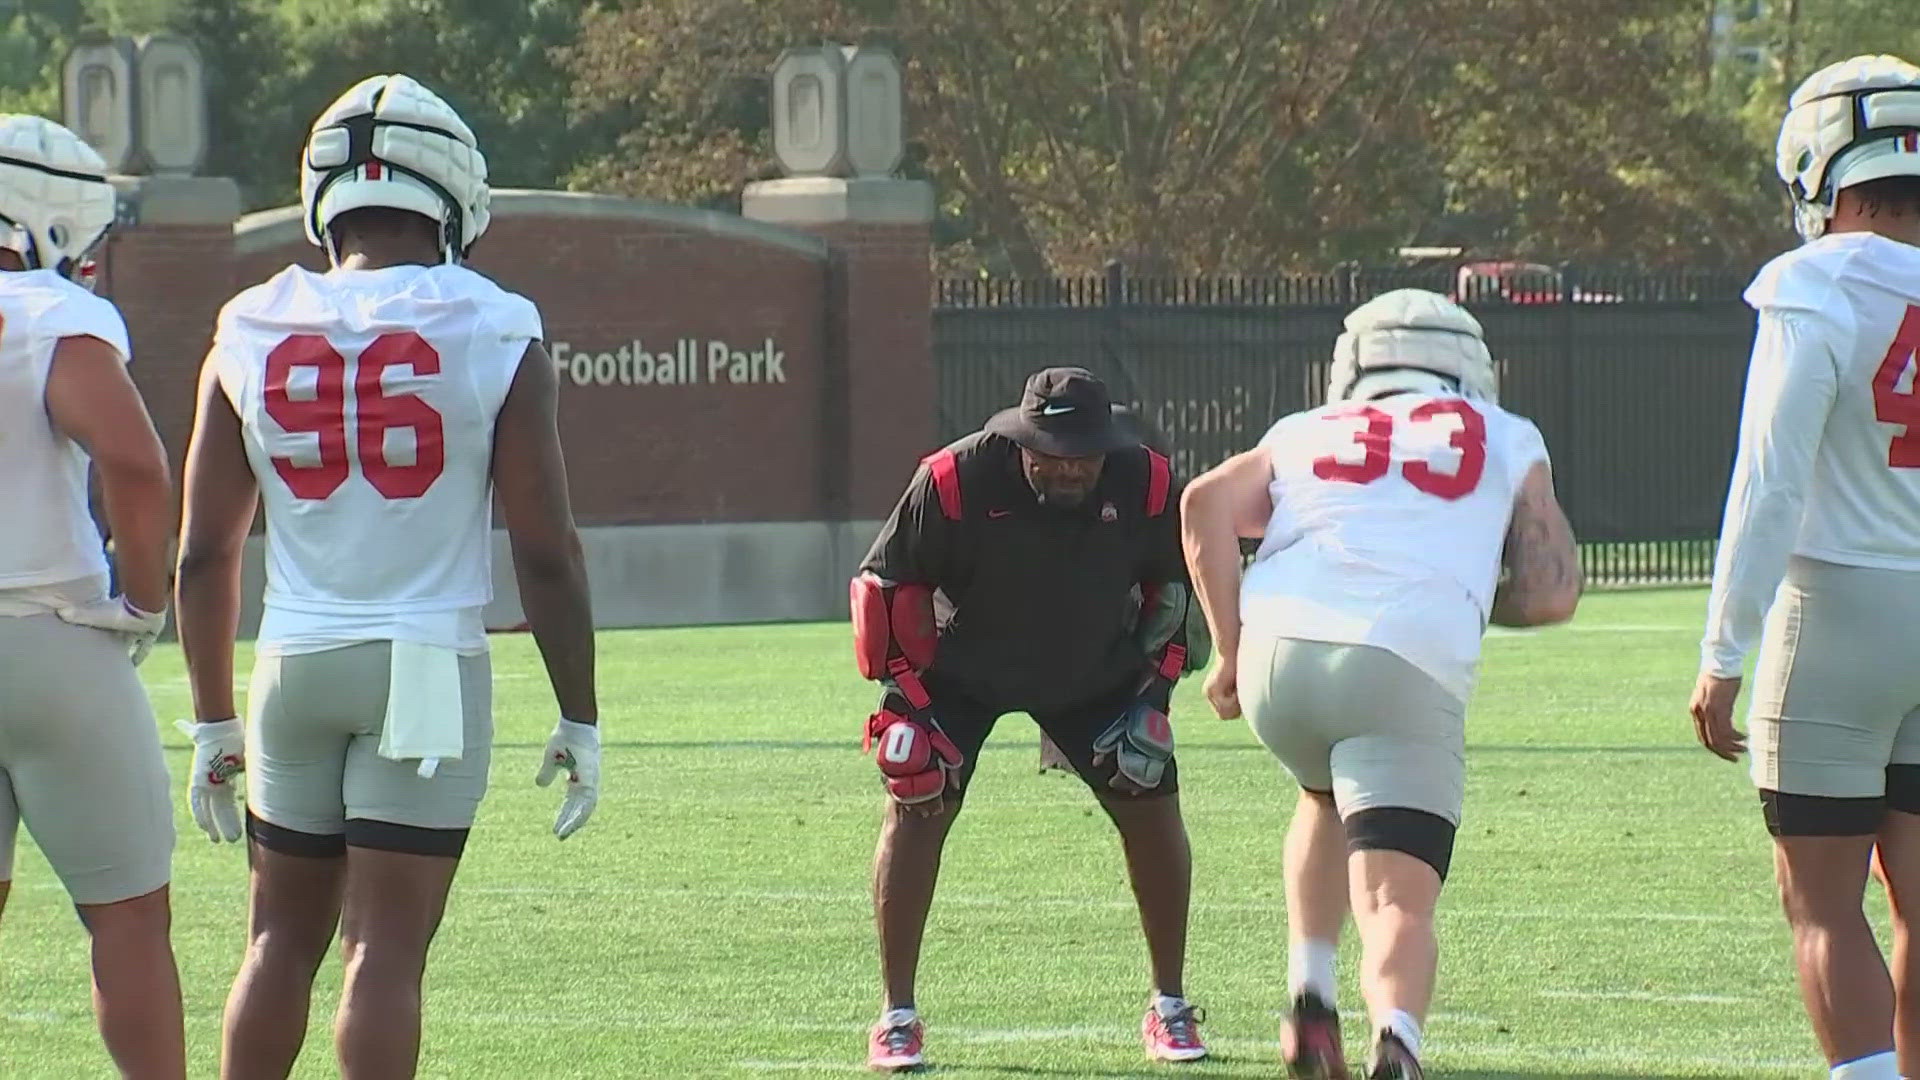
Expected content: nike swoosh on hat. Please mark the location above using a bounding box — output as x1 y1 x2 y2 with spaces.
1040 404 1076 415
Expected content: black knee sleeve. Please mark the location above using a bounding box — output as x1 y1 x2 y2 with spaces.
344 818 470 858
1887 767 1920 816
247 813 346 858
1760 789 1884 837
1345 807 1456 881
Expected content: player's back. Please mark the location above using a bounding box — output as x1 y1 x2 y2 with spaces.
1242 392 1548 699
214 263 539 650
0 270 130 601
1749 232 1920 569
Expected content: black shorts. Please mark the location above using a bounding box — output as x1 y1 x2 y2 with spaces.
913 671 1179 798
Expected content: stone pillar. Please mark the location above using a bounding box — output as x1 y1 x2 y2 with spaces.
742 176 936 521
99 175 243 481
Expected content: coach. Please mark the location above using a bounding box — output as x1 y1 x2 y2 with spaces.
851 367 1207 1071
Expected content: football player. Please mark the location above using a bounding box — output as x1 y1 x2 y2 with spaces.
1182 290 1579 1079
1692 54 1920 1080
0 114 184 1078
173 75 600 1079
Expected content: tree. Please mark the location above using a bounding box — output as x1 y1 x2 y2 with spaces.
1427 2 1786 268
563 0 1797 274
1 0 1914 269
165 0 293 208
0 1 92 116
155 0 607 209
564 0 1470 274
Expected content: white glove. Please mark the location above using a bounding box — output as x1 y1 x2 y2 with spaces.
175 718 245 843
57 595 167 666
535 719 600 840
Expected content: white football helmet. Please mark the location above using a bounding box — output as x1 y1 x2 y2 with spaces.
1776 54 1920 241
300 74 490 264
0 115 116 284
1328 289 1497 404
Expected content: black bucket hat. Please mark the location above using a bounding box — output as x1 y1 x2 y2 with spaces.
984 367 1135 457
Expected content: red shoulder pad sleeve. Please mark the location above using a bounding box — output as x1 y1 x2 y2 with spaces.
922 449 962 520
1145 448 1172 517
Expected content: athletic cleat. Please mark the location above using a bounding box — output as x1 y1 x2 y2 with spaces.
1280 991 1349 1079
867 1016 925 1072
1143 1001 1210 1062
1366 1029 1423 1080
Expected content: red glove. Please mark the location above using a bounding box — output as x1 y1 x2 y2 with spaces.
864 691 964 805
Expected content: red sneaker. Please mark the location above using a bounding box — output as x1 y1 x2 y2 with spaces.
1142 1000 1209 1062
867 1015 925 1072
1281 992 1349 1079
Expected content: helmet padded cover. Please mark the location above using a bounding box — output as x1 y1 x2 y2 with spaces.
300 74 491 257
0 115 115 277
1776 54 1920 240
1328 288 1497 404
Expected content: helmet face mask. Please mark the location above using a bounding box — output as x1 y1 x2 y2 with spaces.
1328 289 1498 405
0 116 116 282
1776 55 1920 241
300 74 490 266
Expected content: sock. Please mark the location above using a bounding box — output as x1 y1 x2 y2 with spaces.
1153 993 1189 1019
1831 1050 1898 1080
1288 938 1338 1005
1384 1009 1423 1061
880 1006 917 1028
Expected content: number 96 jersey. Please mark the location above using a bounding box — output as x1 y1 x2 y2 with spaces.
1242 394 1550 702
212 264 541 654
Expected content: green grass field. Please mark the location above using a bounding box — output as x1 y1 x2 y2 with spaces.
0 589 1860 1078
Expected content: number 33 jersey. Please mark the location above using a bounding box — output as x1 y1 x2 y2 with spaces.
1242 394 1549 701
1702 232 1920 678
212 264 542 654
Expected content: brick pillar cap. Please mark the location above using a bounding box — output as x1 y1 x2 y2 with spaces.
742 177 933 227
109 175 240 227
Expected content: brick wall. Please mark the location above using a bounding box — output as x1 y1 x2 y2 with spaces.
97 225 241 488
95 193 941 528
809 223 937 518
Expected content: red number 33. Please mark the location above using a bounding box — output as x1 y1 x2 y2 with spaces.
1312 399 1488 500
263 331 446 500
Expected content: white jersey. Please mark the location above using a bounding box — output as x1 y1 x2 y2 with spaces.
1702 232 1920 678
0 270 131 611
1242 393 1550 701
214 264 540 655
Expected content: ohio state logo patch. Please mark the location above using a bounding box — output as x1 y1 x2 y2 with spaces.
1100 502 1117 522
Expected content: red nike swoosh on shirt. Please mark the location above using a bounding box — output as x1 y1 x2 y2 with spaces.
988 509 1012 518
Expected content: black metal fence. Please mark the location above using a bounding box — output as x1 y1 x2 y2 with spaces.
933 264 1757 586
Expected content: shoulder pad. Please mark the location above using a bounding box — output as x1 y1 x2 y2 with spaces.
22 274 131 361
216 266 311 333
437 265 543 343
1745 238 1851 316
489 289 542 344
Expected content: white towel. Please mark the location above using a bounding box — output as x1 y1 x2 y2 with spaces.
379 641 465 778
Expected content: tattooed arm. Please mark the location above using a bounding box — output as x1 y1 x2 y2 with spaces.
1489 460 1581 628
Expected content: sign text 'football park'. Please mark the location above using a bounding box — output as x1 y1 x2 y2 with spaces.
551 339 787 388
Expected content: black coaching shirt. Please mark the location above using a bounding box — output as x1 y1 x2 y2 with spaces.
860 431 1188 712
